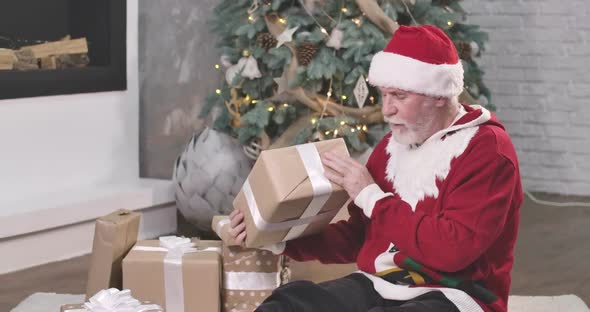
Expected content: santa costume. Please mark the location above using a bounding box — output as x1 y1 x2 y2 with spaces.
260 25 523 312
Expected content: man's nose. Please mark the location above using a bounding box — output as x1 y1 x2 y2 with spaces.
382 99 397 116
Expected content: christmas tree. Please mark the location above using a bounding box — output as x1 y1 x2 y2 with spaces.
200 0 490 156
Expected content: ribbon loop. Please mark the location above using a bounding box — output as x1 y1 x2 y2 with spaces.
83 288 163 312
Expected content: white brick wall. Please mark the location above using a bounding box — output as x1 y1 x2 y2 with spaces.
463 0 590 195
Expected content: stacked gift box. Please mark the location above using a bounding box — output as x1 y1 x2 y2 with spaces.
67 139 349 312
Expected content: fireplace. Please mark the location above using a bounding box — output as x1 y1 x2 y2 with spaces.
0 0 126 100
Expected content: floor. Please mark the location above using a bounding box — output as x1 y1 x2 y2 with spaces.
1 193 589 311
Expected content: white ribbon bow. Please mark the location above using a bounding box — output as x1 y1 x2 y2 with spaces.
83 288 162 312
158 236 197 255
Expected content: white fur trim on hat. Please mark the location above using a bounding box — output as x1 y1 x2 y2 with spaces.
368 51 464 98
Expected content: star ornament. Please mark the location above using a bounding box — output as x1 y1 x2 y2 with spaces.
273 70 289 95
276 26 299 48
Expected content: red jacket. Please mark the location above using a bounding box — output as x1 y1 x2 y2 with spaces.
284 105 523 312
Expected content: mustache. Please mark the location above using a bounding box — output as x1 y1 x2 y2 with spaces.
383 117 406 125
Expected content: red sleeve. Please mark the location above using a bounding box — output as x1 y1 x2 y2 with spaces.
369 134 519 272
283 201 366 264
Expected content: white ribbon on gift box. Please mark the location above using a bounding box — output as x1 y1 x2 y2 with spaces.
132 236 222 312
63 288 163 312
243 142 337 239
224 271 281 290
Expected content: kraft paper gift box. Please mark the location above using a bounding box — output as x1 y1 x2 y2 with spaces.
233 138 350 248
212 216 239 247
221 245 284 312
123 236 222 312
61 288 162 312
86 209 141 299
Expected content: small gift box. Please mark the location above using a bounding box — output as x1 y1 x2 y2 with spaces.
222 246 284 312
86 209 141 299
123 236 222 312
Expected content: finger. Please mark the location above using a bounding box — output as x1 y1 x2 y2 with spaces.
229 209 238 218
322 153 349 175
324 170 344 186
230 210 244 228
229 222 246 238
235 231 247 245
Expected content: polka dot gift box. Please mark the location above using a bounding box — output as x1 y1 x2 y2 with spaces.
221 245 285 312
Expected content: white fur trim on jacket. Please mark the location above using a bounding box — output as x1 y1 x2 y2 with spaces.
368 51 464 98
354 183 394 218
385 106 491 211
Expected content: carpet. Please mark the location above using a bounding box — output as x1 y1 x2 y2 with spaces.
10 292 589 312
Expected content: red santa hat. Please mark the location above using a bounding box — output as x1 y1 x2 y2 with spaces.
368 25 464 98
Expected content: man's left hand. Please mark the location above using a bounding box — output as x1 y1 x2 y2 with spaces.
321 152 375 199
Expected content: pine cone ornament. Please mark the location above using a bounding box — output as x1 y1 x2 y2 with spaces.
173 127 253 233
257 32 278 50
296 41 318 66
457 41 472 60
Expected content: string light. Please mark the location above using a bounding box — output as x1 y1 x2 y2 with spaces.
279 18 287 24
242 50 250 57
245 95 251 102
340 120 346 126
283 103 289 107
311 118 317 124
215 89 222 95
252 100 258 104
324 131 330 135
341 95 347 100
327 90 332 98
333 129 339 137
352 18 361 27
320 27 328 35
351 128 356 133
356 125 362 130
341 8 348 13
214 64 220 70
267 106 275 112
248 15 255 22
447 21 453 26
362 125 368 131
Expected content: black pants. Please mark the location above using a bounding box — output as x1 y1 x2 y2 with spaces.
255 273 460 312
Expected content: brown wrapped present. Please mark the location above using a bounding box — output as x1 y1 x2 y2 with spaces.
123 237 222 312
61 288 162 311
234 139 350 248
86 209 141 299
212 216 239 247
222 246 284 312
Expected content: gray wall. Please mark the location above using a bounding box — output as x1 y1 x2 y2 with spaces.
463 0 590 195
139 0 221 178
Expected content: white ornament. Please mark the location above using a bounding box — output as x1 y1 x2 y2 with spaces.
276 26 299 48
220 54 233 68
241 56 262 79
354 75 369 108
470 41 480 57
225 56 261 85
326 28 344 50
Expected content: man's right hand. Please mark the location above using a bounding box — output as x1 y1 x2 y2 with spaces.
229 209 247 244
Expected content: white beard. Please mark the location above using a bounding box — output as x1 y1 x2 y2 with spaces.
385 127 479 211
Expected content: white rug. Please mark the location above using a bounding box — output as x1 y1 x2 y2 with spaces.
10 293 84 312
10 292 589 312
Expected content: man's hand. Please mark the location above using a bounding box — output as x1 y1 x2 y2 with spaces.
229 209 247 245
321 152 375 199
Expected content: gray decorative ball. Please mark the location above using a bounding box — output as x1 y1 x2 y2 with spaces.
173 127 253 233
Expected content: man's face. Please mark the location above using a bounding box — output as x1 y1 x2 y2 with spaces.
379 87 439 145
